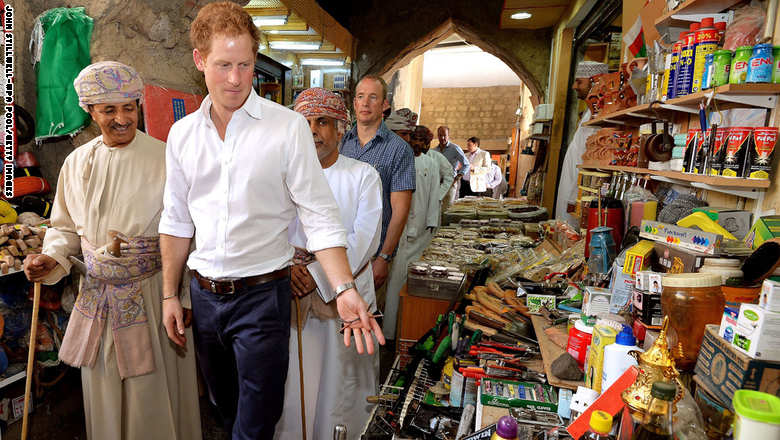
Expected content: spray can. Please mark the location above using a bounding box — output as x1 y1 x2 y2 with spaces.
666 32 686 100
773 46 780 84
730 46 753 84
676 23 699 97
711 49 732 88
746 43 774 83
692 18 719 93
715 21 727 46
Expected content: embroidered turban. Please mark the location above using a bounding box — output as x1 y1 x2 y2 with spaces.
73 61 144 112
574 61 609 79
412 125 434 144
294 87 348 122
385 108 417 131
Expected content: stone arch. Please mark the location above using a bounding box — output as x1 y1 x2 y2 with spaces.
376 18 542 107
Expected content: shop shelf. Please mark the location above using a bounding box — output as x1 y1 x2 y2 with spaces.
581 103 657 127
654 0 742 30
578 164 770 189
661 83 780 113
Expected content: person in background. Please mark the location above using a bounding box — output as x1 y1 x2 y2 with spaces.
487 160 508 199
276 88 382 439
555 61 608 228
23 61 202 440
383 125 440 340
159 4 382 438
340 75 415 314
460 136 492 198
423 142 453 225
384 107 415 142
434 126 469 210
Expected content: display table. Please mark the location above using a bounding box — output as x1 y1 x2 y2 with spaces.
396 284 452 341
531 315 585 390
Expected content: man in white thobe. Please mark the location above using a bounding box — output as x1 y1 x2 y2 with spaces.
275 88 382 440
383 125 440 339
555 61 609 228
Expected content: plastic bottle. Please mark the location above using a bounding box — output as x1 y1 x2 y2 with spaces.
491 415 517 440
632 382 676 440
583 410 615 440
601 325 642 391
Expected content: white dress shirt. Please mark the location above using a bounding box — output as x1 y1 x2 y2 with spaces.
288 155 382 304
160 89 347 278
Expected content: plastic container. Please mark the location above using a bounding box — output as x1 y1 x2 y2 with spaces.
746 43 774 84
661 273 724 370
699 258 743 284
566 319 594 368
732 390 780 440
491 415 518 440
583 410 615 440
730 46 753 85
722 285 761 307
602 325 642 392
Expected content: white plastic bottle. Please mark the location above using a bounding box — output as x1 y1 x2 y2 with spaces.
601 325 642 391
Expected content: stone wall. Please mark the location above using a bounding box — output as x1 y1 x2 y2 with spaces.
419 86 520 152
12 0 237 192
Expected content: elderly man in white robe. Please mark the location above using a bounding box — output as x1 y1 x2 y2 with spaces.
22 61 201 440
275 87 382 440
383 125 440 339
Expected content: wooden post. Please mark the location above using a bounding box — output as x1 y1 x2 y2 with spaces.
541 27 574 213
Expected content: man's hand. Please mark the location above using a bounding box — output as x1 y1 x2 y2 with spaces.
23 254 58 282
336 288 385 355
290 264 317 297
372 257 389 289
163 296 187 347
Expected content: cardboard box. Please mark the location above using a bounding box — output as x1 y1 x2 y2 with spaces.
718 307 739 343
632 289 663 327
609 260 634 313
653 242 708 274
640 220 722 255
693 208 753 240
760 279 780 313
744 215 780 249
732 304 780 361
623 240 654 275
585 325 619 393
583 287 611 317
694 325 780 405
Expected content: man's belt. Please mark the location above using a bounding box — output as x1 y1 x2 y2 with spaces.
193 267 290 295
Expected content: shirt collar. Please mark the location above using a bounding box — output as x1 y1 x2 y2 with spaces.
344 120 389 143
198 88 264 121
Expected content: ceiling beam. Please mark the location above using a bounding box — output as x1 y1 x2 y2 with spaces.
279 0 354 57
244 7 290 16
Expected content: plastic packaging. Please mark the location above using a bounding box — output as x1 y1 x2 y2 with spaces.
723 4 767 50
601 325 642 391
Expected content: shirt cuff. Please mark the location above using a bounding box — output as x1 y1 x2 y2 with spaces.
158 219 195 238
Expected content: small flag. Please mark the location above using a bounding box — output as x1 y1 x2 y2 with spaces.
623 16 646 58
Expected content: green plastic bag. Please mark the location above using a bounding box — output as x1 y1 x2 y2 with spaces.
31 7 93 143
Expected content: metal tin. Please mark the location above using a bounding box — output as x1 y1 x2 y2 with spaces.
773 46 780 84
746 43 774 83
730 46 753 85
692 23 719 92
667 33 685 100
712 49 732 88
709 127 728 176
676 30 697 96
745 127 778 179
701 53 714 90
722 127 752 177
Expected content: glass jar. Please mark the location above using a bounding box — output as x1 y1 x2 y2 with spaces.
661 273 724 370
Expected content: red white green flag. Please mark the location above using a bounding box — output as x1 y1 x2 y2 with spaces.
623 15 646 58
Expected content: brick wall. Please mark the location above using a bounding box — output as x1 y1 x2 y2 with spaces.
419 86 522 152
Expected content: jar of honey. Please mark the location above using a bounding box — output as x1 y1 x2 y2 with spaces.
661 273 724 370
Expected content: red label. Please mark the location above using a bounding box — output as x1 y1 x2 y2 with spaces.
695 29 719 43
750 58 772 67
754 127 778 158
734 61 748 70
712 128 727 154
726 127 751 156
686 128 700 146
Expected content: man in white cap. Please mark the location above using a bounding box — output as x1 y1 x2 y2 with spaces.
22 61 202 439
555 61 608 228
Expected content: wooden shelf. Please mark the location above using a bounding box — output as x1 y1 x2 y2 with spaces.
654 0 742 29
578 164 770 189
582 103 658 127
529 134 550 142
530 315 584 391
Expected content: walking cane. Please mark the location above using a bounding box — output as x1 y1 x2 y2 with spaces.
21 282 41 440
294 296 307 440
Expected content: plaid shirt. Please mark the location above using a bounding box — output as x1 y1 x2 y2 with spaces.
341 121 415 253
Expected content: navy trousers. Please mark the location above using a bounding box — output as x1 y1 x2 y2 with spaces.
191 275 291 439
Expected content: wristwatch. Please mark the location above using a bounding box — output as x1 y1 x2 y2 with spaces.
334 281 357 297
378 252 392 263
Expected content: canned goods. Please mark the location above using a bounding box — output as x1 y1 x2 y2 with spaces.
692 20 719 93
747 43 774 83
722 127 752 177
667 33 685 100
712 49 732 88
745 127 778 179
709 127 728 175
730 46 753 85
676 30 697 96
683 128 701 173
661 53 672 101
773 46 780 84
702 53 714 90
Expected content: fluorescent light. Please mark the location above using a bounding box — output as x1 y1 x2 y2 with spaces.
300 58 344 66
511 12 532 20
268 30 279 34
269 41 321 51
253 16 288 27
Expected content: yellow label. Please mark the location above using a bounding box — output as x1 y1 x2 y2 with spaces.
748 170 769 179
722 169 738 177
710 169 720 176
